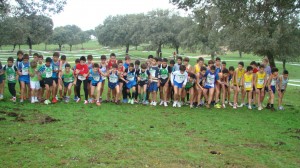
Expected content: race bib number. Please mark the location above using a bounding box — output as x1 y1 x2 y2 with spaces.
161 74 168 79
8 75 15 81
207 76 214 85
109 76 118 83
46 70 52 78
237 77 241 83
64 77 73 83
271 79 276 86
150 70 156 78
93 76 100 81
78 75 86 81
245 82 252 88
258 79 264 85
22 68 29 75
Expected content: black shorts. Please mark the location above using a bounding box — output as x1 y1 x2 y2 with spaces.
160 79 169 87
40 80 45 88
257 88 263 91
53 78 58 85
138 81 148 87
264 86 269 92
44 78 53 87
280 89 285 93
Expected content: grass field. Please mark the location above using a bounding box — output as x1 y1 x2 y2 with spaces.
0 41 300 167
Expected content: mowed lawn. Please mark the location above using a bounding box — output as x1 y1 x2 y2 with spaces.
1 44 300 167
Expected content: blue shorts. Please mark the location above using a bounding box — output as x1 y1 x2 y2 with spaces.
148 82 158 92
64 82 72 87
92 81 101 87
126 80 136 89
270 85 276 94
174 81 184 89
108 82 118 89
19 75 30 84
0 75 3 83
204 85 214 89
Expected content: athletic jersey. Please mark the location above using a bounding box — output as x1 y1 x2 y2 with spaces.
204 70 219 88
256 72 266 89
278 75 288 90
270 76 278 87
149 66 160 81
89 69 102 84
38 64 53 79
173 63 181 72
60 61 67 72
87 63 94 80
29 67 39 82
108 60 117 69
215 65 222 74
3 65 17 83
18 62 30 77
171 71 188 84
137 69 150 82
244 73 253 91
51 60 60 78
234 68 245 86
185 79 195 89
109 71 119 83
194 64 201 74
159 65 171 80
198 74 205 85
16 58 23 68
100 63 107 80
62 70 74 83
125 68 136 82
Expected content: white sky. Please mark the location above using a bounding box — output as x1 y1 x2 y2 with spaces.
51 0 181 31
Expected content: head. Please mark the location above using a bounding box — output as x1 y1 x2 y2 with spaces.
259 64 265 73
80 56 86 65
271 67 279 76
250 61 257 68
157 57 162 66
65 63 71 72
129 63 134 71
17 50 23 59
222 68 229 78
169 60 175 67
200 66 207 76
110 53 116 61
7 57 14 66
162 58 168 67
125 55 131 64
93 63 100 72
189 73 196 82
215 57 221 66
208 60 214 68
229 66 235 75
33 53 39 62
23 54 29 63
38 55 44 64
61 55 66 63
45 57 52 66
112 63 118 71
210 65 216 73
262 58 269 66
117 60 123 68
183 57 190 66
30 61 37 69
53 52 60 62
222 61 226 69
100 55 107 64
246 66 253 74
198 57 204 66
179 65 186 74
177 56 182 65
141 63 147 72
148 55 154 61
87 55 93 64
135 60 140 69
238 61 244 70
152 57 158 66
75 59 80 65
283 70 289 78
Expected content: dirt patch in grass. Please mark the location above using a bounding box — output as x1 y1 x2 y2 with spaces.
275 141 286 145
242 143 267 148
14 117 25 122
185 129 196 136
0 117 6 121
39 116 60 124
103 133 118 141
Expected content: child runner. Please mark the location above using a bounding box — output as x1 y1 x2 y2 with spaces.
99 55 108 102
62 63 74 103
73 59 80 101
173 56 182 72
255 64 267 111
196 66 206 107
148 57 160 106
58 55 67 100
171 65 188 108
90 63 103 106
29 61 40 103
0 61 3 99
122 63 137 104
219 68 230 108
87 55 94 103
2 57 18 102
227 66 235 106
137 63 150 104
134 60 141 103
37 55 45 101
18 54 30 103
266 67 279 111
183 73 196 108
277 70 289 110
107 63 120 104
241 66 254 109
159 58 172 106
38 57 53 105
51 52 60 103
232 62 245 109
75 56 89 104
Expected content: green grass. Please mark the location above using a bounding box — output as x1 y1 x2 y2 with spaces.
0 41 300 167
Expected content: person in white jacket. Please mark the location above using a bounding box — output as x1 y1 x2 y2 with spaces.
171 65 188 107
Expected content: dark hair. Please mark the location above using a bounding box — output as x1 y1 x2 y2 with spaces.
53 52 60 57
141 63 147 69
112 63 118 69
129 63 134 67
75 59 80 64
210 65 216 70
125 55 130 60
157 57 162 62
148 55 154 59
38 55 43 59
93 63 99 68
229 66 235 71
80 56 86 62
23 54 29 59
208 60 214 65
179 65 186 71
117 60 123 64
65 63 71 68
271 67 279 73
200 66 207 71
198 57 204 62
222 68 229 74
222 61 226 65
33 53 39 57
110 53 116 57
170 60 175 64
216 57 221 61
250 61 257 66
135 60 140 65
283 70 289 74
183 57 190 62
257 63 261 67
46 57 52 63
246 66 253 72
190 73 196 79
17 50 23 56
238 61 244 67
177 56 182 61
61 55 66 60
162 58 168 62
153 57 158 62
87 55 93 60
7 57 14 62
101 55 106 60
259 64 265 69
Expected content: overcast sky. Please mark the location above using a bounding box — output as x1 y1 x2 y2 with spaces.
51 0 182 31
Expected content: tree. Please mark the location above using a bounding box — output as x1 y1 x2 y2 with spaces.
49 26 69 51
65 25 81 51
77 31 91 49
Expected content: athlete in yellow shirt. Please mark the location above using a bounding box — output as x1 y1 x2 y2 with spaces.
242 66 254 110
254 65 267 110
232 62 245 109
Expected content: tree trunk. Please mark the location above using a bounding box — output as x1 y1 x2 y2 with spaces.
27 37 32 56
59 44 62 51
156 44 162 58
211 51 215 60
266 52 276 68
239 50 242 58
44 44 47 51
70 45 72 51
283 59 286 70
12 44 16 52
81 43 84 49
125 44 129 54
135 45 138 50
176 46 179 55
18 44 21 50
